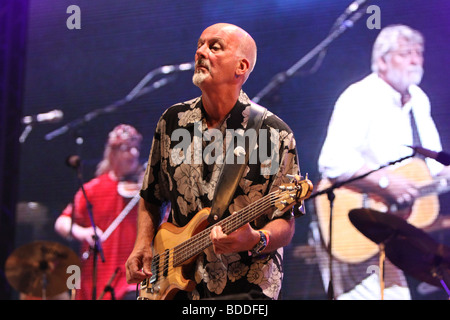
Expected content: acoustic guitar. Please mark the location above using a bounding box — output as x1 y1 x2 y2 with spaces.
137 176 313 300
314 158 450 264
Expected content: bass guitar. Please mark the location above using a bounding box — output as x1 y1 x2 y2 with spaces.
138 175 313 300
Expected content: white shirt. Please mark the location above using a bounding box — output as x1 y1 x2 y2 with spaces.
318 73 444 180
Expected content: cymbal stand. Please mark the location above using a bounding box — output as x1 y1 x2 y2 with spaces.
39 249 49 300
377 230 398 300
378 243 385 300
42 275 47 300
325 190 335 300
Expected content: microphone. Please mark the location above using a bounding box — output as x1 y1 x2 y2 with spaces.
22 109 63 125
409 146 450 166
345 0 369 14
125 61 195 102
66 155 81 169
160 61 195 74
332 0 369 32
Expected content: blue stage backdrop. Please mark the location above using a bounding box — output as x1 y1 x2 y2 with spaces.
16 0 450 299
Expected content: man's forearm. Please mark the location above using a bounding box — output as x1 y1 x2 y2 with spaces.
134 198 160 248
260 217 295 253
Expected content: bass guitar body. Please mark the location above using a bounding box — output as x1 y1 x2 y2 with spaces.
138 208 211 300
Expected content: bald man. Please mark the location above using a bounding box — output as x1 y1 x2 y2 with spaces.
126 23 302 300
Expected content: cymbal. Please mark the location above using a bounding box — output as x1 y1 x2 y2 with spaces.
5 241 80 298
349 208 450 287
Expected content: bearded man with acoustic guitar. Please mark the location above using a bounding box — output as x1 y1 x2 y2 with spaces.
316 25 450 300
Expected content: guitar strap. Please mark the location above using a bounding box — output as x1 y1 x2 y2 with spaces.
410 109 425 161
410 109 422 147
208 103 267 224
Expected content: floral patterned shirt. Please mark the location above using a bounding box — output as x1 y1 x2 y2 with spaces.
141 91 300 299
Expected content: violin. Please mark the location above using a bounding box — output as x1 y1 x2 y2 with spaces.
117 180 141 198
117 164 145 198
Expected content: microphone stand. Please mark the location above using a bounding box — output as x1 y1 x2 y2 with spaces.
252 3 368 104
98 267 120 300
44 61 194 141
308 153 415 299
19 124 33 143
71 161 106 300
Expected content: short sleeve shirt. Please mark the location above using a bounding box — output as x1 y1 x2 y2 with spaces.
141 91 301 299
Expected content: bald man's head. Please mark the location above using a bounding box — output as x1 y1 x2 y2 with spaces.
195 23 257 85
218 23 256 81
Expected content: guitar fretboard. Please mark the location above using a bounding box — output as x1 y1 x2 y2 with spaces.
171 189 281 266
418 176 450 197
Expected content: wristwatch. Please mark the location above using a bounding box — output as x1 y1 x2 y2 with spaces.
249 230 268 256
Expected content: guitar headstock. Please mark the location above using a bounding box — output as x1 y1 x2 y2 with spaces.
274 174 313 212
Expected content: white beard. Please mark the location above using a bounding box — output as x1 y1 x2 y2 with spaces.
192 71 209 87
192 58 211 87
385 65 424 92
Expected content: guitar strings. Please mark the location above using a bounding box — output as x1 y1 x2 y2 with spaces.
173 189 283 262
172 190 278 265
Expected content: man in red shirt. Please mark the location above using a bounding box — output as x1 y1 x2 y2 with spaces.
55 124 144 300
